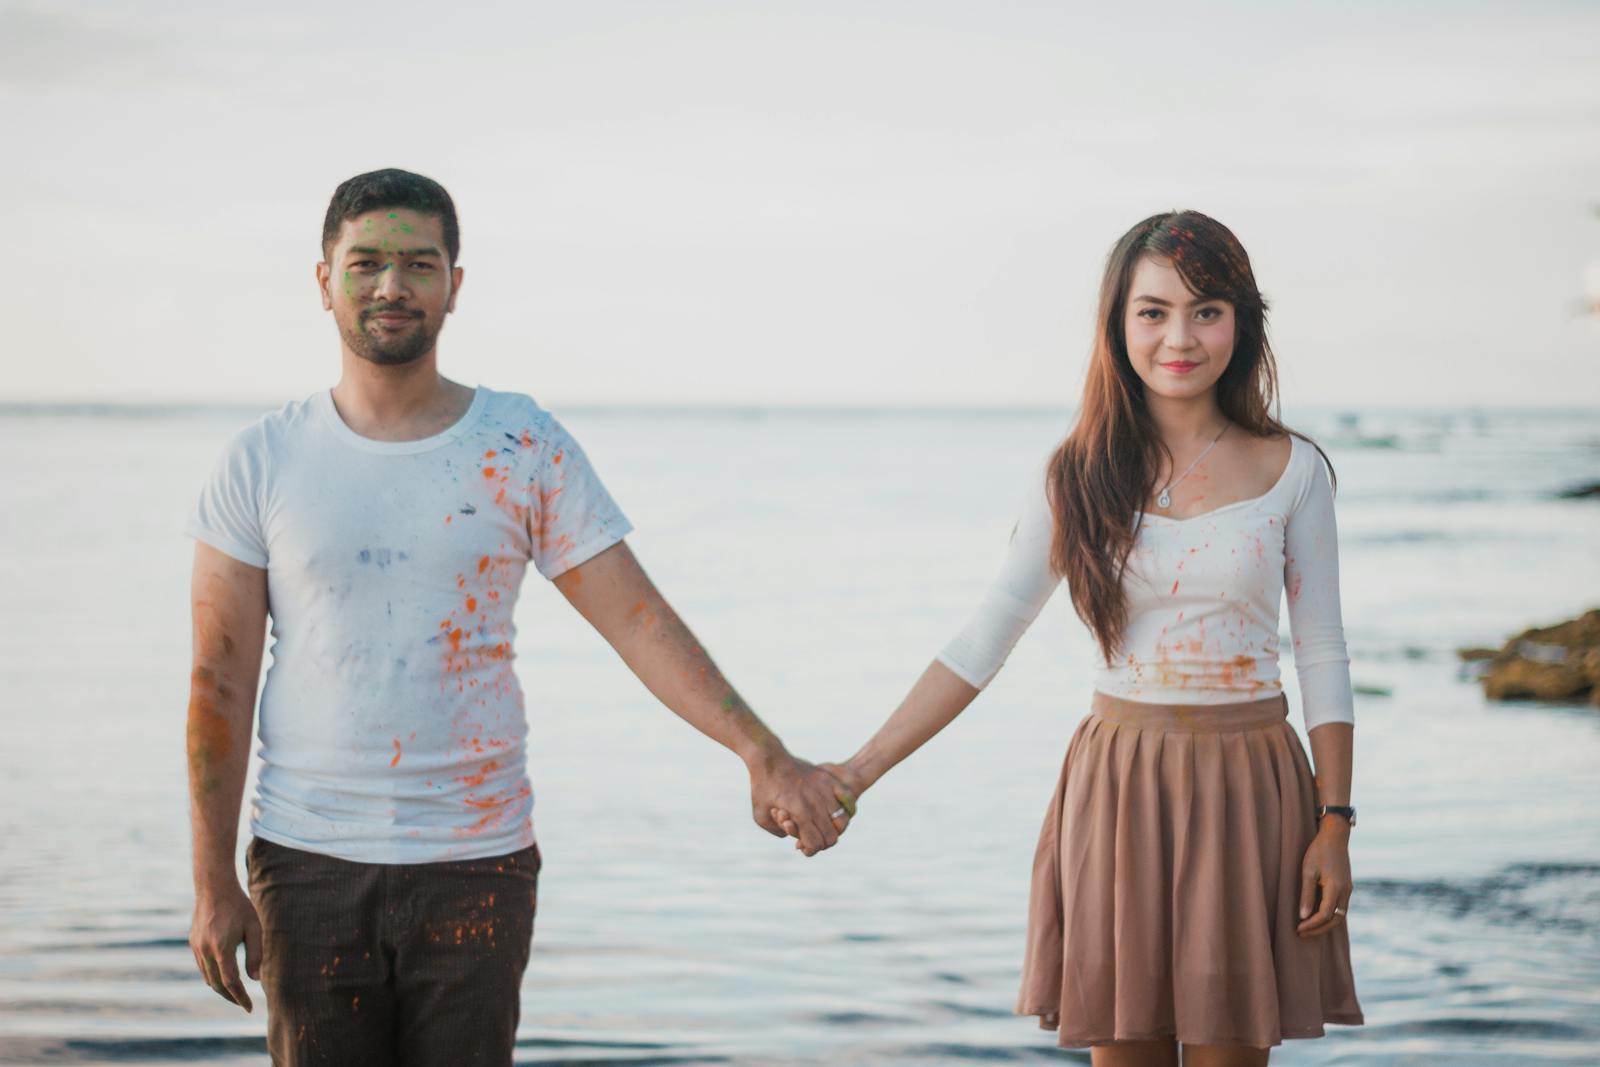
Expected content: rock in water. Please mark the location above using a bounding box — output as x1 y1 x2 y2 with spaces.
1555 481 1600 500
1477 609 1600 705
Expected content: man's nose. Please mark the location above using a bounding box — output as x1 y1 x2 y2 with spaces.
374 264 408 301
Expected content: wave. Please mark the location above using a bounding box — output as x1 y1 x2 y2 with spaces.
1359 862 1600 936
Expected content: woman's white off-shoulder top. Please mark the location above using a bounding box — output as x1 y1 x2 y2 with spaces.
937 436 1355 731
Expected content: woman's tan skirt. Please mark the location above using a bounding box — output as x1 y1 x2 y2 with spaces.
1017 692 1364 1049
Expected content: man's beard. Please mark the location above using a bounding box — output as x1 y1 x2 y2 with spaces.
342 307 443 366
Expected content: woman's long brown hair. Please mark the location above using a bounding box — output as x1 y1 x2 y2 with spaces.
1046 210 1334 663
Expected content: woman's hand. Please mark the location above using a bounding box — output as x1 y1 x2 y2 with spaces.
1296 817 1353 938
771 761 863 856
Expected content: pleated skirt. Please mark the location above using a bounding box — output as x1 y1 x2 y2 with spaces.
1017 691 1363 1049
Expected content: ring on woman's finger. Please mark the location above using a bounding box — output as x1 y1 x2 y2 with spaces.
1333 906 1346 915
834 793 857 818
830 807 847 820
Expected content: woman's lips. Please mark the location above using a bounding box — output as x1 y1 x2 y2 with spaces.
1160 361 1200 374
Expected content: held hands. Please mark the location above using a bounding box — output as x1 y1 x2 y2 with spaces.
770 761 864 857
747 751 857 855
1297 817 1353 938
189 880 263 1012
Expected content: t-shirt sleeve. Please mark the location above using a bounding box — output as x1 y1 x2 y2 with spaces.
1284 443 1355 731
528 418 633 580
185 424 270 568
936 475 1062 689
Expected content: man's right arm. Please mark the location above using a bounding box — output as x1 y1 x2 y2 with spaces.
186 542 268 1012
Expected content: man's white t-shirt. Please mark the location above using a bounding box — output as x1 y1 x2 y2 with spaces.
187 386 631 864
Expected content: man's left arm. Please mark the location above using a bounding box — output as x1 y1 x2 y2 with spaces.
553 541 849 853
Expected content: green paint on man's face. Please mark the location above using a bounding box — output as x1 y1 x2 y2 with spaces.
341 270 355 298
387 211 397 218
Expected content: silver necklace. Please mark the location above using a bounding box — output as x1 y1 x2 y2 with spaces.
1157 423 1229 509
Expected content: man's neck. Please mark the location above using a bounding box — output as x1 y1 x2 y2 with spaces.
330 350 476 442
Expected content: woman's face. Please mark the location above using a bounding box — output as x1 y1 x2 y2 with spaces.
1122 255 1235 402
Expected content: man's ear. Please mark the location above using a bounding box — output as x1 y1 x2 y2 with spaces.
315 262 334 311
446 265 464 313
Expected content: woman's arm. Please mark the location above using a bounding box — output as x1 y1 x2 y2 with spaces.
1298 722 1354 937
829 660 980 798
1283 444 1357 935
775 478 1062 851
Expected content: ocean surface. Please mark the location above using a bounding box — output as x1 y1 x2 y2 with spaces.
1 403 1598 1066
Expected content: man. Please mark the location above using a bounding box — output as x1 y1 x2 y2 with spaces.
185 168 852 1064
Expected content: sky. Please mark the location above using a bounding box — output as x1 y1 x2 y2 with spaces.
4 0 1598 408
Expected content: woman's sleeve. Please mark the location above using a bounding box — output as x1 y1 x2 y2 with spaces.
1284 446 1356 730
936 479 1063 689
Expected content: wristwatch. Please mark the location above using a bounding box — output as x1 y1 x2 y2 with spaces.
1315 804 1357 827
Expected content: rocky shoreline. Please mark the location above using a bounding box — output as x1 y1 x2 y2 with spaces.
1459 609 1600 706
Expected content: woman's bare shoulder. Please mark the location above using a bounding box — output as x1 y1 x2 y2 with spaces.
1241 429 1296 486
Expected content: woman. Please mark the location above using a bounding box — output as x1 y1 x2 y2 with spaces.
778 211 1363 1065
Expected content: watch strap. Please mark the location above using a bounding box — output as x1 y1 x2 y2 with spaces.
1315 804 1357 827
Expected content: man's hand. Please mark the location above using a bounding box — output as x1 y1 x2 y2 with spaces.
764 758 864 857
189 881 263 1012
749 753 852 856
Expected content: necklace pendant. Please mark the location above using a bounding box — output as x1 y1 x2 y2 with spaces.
1157 488 1171 508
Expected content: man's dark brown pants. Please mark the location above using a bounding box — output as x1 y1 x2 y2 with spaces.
246 836 540 1065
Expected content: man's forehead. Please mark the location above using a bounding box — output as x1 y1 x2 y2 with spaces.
335 209 445 246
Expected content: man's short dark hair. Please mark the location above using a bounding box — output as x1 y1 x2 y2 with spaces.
322 168 460 265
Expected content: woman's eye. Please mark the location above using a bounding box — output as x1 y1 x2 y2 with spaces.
1196 307 1221 321
1138 308 1163 320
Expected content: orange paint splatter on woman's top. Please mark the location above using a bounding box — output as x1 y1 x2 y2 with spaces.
390 739 403 767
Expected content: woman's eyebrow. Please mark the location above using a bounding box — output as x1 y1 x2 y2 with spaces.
1131 294 1219 306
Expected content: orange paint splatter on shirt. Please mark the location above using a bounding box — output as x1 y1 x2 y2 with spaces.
458 759 501 788
465 595 477 613
482 467 497 479
390 739 403 767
